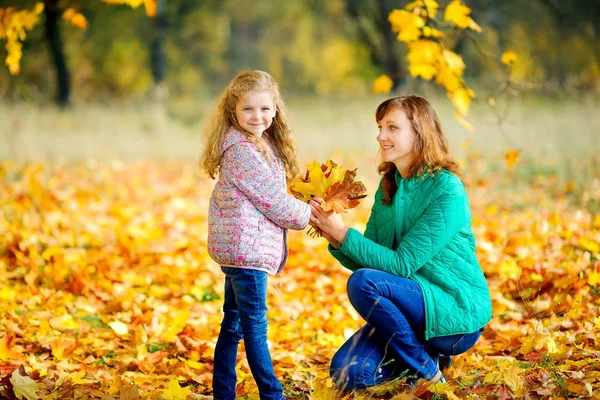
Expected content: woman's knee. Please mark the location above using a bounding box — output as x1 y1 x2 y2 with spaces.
347 269 374 299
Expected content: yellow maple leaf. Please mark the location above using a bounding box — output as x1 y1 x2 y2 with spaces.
290 160 331 202
409 63 437 80
581 238 600 253
407 40 442 80
102 0 157 17
388 9 424 42
448 87 474 116
373 74 393 94
0 334 21 360
162 378 191 400
406 0 439 18
10 368 43 400
499 258 520 281
444 0 481 31
588 271 600 286
163 309 190 342
436 61 461 92
442 50 465 74
62 8 87 29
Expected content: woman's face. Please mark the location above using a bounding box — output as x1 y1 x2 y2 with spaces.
377 108 417 170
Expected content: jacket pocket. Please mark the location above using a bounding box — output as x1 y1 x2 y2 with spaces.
235 219 261 263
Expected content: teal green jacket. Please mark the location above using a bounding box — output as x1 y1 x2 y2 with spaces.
330 169 492 340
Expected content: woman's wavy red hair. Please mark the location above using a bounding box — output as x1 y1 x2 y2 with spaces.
376 95 465 204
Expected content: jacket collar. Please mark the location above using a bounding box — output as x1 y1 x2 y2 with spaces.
395 169 437 192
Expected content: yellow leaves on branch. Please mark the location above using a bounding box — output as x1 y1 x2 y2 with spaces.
373 74 394 94
101 0 157 17
384 0 504 124
62 9 88 29
0 1 157 74
444 0 481 32
0 3 44 75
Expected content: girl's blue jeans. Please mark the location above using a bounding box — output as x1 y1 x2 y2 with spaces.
212 267 284 400
330 269 483 390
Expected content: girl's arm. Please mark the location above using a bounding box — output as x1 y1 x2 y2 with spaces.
339 180 467 277
223 142 311 230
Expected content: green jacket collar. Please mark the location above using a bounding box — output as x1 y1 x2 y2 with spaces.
395 169 435 192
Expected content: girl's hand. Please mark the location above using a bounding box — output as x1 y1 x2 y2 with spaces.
309 197 348 245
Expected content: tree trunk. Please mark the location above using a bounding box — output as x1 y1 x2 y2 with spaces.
44 0 70 107
150 0 168 101
151 0 167 85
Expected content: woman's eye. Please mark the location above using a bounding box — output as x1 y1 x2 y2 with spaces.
262 108 271 111
389 125 398 130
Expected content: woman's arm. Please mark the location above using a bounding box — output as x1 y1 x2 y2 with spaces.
223 142 311 230
310 190 380 272
312 179 468 277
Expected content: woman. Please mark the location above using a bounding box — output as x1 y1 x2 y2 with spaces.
309 95 492 389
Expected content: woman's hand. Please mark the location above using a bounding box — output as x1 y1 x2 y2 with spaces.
309 197 348 245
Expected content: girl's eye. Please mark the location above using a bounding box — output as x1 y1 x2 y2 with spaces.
262 108 271 111
243 107 251 111
389 125 398 130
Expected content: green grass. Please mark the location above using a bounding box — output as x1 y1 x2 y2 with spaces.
1 93 598 187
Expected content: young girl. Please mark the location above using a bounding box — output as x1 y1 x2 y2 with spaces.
201 70 310 400
309 95 492 389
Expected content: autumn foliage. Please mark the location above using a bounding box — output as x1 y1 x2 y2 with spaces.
0 1 156 76
1 159 599 399
290 160 367 236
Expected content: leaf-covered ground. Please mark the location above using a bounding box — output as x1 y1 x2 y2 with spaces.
1 160 600 399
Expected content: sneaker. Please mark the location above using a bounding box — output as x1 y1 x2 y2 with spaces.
438 355 453 371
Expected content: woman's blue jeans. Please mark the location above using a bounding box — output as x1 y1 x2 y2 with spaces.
212 267 284 400
330 269 483 390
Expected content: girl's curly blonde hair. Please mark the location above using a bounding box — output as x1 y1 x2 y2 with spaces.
200 70 300 184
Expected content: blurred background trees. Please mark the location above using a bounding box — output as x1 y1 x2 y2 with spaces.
0 0 598 106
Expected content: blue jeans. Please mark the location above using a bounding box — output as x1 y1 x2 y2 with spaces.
213 267 284 400
330 269 483 390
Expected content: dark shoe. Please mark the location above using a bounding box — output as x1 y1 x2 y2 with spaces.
405 376 418 388
438 355 453 371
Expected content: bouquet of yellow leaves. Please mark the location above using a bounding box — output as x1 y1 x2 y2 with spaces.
290 160 367 237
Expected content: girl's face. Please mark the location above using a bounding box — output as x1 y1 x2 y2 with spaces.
377 108 417 171
235 90 276 137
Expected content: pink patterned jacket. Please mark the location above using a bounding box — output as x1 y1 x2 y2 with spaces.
207 128 311 275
